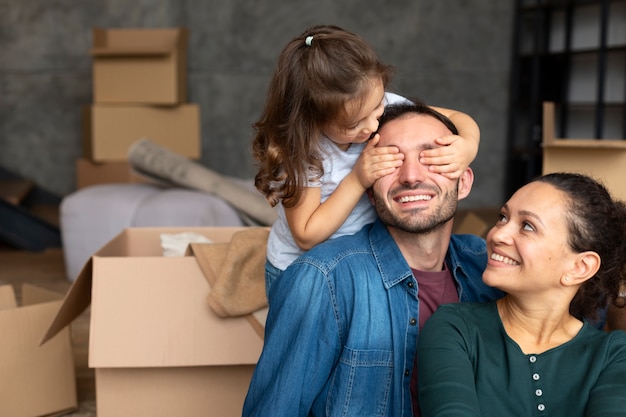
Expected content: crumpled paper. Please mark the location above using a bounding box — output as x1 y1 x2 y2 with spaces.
160 232 213 257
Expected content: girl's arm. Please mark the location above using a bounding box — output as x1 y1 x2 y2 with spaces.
285 136 402 250
420 106 480 179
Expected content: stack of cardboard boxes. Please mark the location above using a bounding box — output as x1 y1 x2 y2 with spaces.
3 28 263 417
77 27 201 189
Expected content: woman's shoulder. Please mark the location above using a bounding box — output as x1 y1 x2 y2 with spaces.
439 301 495 314
580 327 626 369
607 330 626 364
603 327 626 346
422 302 501 348
574 322 626 358
432 302 497 326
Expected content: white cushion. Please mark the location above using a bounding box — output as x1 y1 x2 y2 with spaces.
60 183 245 282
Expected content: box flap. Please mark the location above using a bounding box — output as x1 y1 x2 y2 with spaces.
0 285 17 310
40 258 94 345
91 27 186 57
22 283 63 306
40 226 148 345
88 255 263 368
91 45 172 57
41 226 143 345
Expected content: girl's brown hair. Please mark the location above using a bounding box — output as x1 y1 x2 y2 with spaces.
252 25 394 207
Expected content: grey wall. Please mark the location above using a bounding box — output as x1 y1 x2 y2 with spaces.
0 0 514 209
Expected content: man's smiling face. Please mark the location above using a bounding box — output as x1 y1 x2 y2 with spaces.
369 113 466 234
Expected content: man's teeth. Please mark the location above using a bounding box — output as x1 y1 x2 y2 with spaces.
490 253 520 265
399 195 432 203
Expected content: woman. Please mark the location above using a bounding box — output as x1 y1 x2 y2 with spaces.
417 172 626 417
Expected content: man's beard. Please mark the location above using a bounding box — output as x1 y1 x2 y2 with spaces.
371 185 458 234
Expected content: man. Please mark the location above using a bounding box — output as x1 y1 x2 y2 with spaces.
242 101 504 417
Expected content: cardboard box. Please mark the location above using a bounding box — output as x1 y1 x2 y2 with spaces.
543 145 626 201
0 284 76 417
41 227 264 417
453 208 499 238
542 101 626 201
75 158 152 189
83 104 201 162
91 27 188 104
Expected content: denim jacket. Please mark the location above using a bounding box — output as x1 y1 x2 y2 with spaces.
243 219 504 417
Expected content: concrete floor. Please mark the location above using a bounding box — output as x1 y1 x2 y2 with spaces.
62 401 96 417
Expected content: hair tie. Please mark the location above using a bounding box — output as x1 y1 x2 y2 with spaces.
305 36 314 47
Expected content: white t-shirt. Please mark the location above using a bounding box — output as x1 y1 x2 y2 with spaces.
266 92 408 271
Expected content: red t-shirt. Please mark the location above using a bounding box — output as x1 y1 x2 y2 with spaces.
410 264 459 417
413 264 459 329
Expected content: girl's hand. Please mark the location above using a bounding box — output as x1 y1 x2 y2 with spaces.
353 134 404 188
419 134 478 179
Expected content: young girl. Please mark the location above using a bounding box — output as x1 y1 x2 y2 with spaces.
254 25 481 296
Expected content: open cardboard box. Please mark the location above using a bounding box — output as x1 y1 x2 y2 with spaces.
0 284 76 417
91 27 188 104
41 227 265 417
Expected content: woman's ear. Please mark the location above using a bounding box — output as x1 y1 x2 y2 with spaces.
563 251 601 286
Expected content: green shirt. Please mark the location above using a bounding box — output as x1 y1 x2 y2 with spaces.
417 302 626 417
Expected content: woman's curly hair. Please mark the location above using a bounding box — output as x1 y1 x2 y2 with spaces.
536 172 626 321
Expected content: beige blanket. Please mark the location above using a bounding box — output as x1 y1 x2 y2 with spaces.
187 228 269 338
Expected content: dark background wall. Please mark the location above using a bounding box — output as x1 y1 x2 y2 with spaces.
0 0 514 208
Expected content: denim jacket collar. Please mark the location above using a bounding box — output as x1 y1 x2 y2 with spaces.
369 219 414 290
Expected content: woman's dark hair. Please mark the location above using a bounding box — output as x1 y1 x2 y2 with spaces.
535 172 626 320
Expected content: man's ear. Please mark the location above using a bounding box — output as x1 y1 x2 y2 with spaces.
457 167 474 201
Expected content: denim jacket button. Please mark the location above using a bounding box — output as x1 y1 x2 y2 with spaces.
409 318 417 326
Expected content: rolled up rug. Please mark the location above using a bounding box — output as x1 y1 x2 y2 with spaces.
128 138 277 226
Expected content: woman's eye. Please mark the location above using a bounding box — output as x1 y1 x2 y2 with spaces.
522 222 535 232
497 213 508 224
